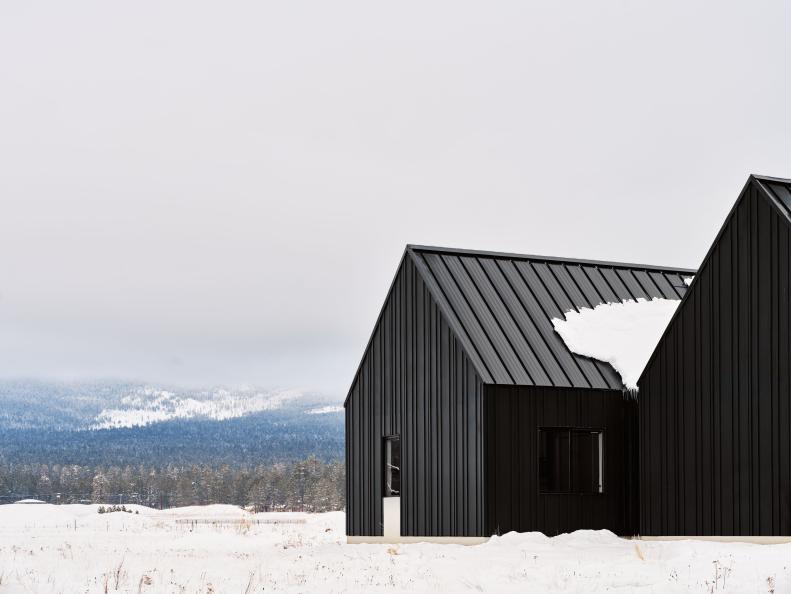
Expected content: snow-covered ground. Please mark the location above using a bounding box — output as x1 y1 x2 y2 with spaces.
0 504 789 593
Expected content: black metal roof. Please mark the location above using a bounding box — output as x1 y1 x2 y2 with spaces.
409 245 696 390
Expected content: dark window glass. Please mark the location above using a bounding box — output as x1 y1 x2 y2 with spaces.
384 436 400 497
539 428 602 494
539 427 570 492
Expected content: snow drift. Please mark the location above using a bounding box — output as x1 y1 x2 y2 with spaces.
0 503 789 593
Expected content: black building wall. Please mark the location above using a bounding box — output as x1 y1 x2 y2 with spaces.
639 178 791 536
345 252 487 537
484 385 638 536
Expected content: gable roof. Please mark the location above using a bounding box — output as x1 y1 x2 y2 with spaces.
409 245 695 390
637 174 791 387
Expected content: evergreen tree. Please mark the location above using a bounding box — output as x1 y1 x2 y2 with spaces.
91 472 110 503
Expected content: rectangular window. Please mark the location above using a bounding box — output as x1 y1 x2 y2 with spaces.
538 428 603 494
383 436 400 497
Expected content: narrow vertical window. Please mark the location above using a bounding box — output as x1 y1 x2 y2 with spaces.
383 436 400 497
539 428 603 494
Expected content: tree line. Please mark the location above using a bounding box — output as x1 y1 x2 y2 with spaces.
0 457 344 512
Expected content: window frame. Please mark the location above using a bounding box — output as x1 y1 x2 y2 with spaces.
537 426 605 495
382 435 401 498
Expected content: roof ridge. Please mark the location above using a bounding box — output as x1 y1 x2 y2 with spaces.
407 244 696 275
750 173 791 184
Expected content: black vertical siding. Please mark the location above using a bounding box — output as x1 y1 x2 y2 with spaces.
639 178 791 536
346 243 692 538
484 385 638 536
345 253 487 536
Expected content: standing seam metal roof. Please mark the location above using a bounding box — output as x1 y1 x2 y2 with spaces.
409 245 696 390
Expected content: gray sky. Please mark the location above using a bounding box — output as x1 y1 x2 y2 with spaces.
1 1 789 397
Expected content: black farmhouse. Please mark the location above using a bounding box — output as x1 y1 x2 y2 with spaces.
345 244 693 542
346 175 791 542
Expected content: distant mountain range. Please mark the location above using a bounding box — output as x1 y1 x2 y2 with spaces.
0 380 344 468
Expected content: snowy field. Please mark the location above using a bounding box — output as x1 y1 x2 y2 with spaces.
0 504 789 593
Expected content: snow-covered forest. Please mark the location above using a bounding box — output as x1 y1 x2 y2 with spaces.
0 458 344 511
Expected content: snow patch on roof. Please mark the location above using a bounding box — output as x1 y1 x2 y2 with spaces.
552 298 681 390
683 276 694 286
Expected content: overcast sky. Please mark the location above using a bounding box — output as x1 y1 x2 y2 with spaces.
1 1 789 397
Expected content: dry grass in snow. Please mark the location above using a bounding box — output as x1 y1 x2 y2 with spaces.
0 504 789 593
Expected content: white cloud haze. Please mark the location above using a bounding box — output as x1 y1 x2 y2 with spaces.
1 1 789 395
